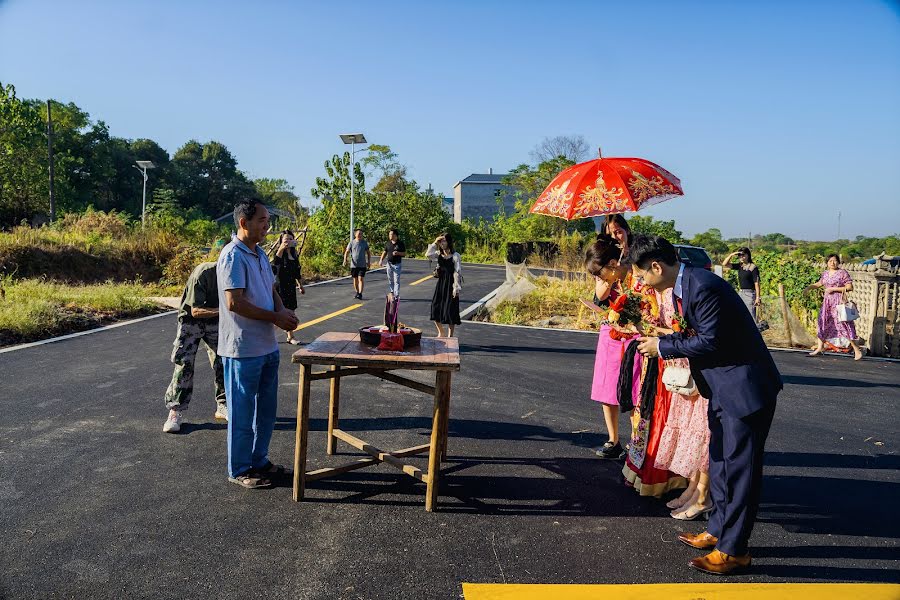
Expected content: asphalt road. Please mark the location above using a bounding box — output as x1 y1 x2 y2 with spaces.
1 259 898 599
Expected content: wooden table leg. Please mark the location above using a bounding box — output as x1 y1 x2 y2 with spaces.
440 373 452 462
425 370 451 511
293 363 312 502
326 364 340 455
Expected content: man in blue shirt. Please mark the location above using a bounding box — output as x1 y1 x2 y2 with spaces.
217 198 299 489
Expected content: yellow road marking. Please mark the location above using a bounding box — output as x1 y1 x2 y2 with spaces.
409 274 434 286
294 304 363 331
462 583 900 600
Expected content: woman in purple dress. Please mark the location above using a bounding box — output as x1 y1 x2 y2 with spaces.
804 254 863 361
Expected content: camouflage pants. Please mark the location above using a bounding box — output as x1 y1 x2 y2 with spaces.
164 320 226 411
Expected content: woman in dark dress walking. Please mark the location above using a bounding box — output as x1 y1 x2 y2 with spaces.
272 230 305 344
426 232 462 338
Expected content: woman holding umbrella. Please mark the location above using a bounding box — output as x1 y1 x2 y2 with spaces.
529 150 685 460
585 223 639 460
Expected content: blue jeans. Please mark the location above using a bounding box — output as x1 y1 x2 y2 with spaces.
223 351 280 478
386 262 402 298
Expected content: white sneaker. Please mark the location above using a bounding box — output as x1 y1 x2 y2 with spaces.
163 410 183 433
214 404 228 422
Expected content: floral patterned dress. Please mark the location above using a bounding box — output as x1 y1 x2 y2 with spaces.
622 288 688 497
816 268 857 348
653 289 710 478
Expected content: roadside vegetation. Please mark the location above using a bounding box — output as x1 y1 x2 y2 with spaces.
2 82 897 345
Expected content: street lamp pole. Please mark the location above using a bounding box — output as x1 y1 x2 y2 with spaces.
134 160 156 228
339 133 367 242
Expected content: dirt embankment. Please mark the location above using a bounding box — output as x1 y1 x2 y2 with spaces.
0 244 174 283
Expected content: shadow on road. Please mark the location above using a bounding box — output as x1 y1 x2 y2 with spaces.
782 374 900 389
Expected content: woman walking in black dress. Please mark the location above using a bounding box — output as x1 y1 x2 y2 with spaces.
273 230 305 344
426 232 462 338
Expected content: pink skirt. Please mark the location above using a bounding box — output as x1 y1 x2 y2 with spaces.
591 324 642 406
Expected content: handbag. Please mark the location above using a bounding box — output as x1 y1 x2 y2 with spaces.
661 362 698 396
837 292 859 322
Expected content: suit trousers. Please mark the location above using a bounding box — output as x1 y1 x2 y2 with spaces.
706 400 776 556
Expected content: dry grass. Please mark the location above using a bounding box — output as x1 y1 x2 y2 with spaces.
0 277 165 346
490 274 600 331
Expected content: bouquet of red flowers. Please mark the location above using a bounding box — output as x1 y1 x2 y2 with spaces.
605 288 645 330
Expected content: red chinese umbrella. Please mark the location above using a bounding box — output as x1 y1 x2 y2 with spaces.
530 152 683 220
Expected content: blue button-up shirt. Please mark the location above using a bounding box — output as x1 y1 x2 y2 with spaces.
216 235 278 358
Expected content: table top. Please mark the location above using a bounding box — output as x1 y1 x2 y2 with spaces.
291 332 460 371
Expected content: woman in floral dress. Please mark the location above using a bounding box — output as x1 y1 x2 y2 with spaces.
621 286 688 498
804 254 863 361
653 288 711 519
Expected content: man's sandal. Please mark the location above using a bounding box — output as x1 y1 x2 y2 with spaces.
256 461 293 476
228 472 272 489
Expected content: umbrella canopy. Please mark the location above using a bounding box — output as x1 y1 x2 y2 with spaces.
530 154 683 220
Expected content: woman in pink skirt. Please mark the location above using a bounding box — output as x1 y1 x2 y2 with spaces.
585 220 641 460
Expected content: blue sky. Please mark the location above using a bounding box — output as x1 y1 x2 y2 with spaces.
2 0 899 240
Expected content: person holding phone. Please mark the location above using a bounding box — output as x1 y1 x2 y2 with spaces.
426 233 462 337
273 230 305 344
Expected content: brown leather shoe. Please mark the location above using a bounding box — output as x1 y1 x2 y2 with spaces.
677 531 718 550
689 549 751 575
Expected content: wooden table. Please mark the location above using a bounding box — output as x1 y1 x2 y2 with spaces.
290 332 460 511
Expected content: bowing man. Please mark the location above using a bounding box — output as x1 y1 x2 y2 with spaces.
629 234 782 576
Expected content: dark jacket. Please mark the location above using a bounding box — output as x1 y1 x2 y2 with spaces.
657 266 782 418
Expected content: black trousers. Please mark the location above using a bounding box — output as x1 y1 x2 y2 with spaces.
706 400 776 556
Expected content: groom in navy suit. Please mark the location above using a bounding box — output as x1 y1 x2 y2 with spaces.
629 234 782 575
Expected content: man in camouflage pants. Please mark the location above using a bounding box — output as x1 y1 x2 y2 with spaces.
163 261 227 433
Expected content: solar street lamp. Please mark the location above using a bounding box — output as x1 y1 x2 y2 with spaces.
339 133 367 241
134 160 156 228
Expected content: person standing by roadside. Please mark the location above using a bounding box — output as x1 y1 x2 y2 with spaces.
722 248 761 324
162 261 227 433
343 229 371 300
378 228 406 299
804 253 863 361
273 230 305 345
218 198 299 489
426 233 462 338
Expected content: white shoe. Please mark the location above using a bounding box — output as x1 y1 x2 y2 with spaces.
163 410 183 433
214 405 228 422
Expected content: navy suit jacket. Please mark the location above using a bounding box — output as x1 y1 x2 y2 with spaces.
657 266 782 419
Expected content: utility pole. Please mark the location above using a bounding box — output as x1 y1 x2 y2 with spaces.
47 100 56 223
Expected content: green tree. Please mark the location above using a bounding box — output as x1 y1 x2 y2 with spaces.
690 228 728 256
629 215 685 243
496 156 594 241
0 82 46 223
171 140 254 217
255 178 307 224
